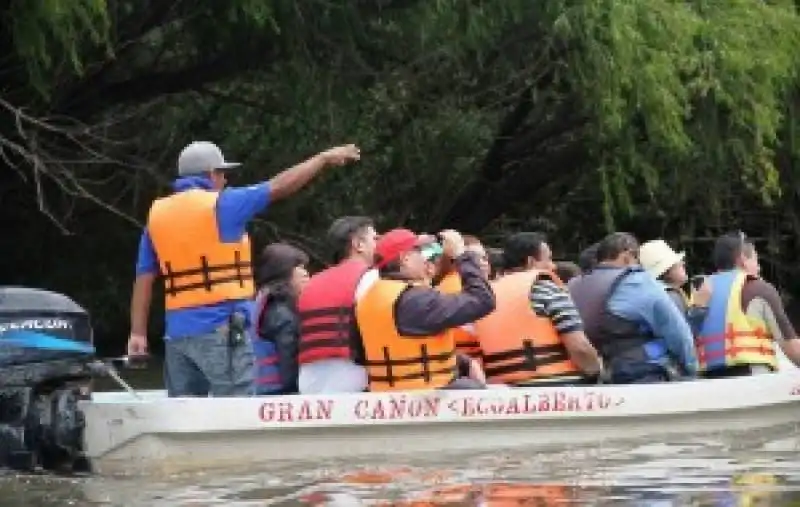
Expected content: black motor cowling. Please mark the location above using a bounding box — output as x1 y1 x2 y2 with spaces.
0 287 95 472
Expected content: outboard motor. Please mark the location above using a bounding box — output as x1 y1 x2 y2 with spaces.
0 287 95 472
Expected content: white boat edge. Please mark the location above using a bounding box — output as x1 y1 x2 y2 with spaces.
79 369 800 476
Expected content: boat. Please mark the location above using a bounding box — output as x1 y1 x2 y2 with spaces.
2 286 798 476
81 369 800 476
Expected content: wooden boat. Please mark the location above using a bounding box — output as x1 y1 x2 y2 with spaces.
80 368 800 476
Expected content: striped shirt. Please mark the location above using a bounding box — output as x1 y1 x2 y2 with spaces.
530 279 584 334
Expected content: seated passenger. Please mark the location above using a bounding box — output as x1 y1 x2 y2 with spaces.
434 235 491 363
567 242 600 289
578 242 601 273
356 228 496 392
421 241 444 285
464 235 492 279
296 216 378 394
697 232 800 378
639 239 710 334
554 261 581 284
252 243 310 395
474 232 602 386
569 233 697 384
487 248 504 280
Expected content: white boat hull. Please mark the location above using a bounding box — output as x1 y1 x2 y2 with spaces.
80 370 800 476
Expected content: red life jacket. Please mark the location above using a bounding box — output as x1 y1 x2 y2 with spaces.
297 259 369 364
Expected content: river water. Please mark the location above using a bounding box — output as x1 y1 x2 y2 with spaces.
2 364 800 506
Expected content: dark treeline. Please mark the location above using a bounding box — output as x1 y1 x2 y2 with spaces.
3 1 800 354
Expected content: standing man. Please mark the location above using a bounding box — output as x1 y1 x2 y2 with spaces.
128 141 360 397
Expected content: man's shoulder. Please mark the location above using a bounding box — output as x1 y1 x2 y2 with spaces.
742 276 782 304
620 268 659 289
218 182 267 201
532 278 564 295
396 283 447 309
401 283 438 296
744 276 777 291
353 268 381 302
611 269 666 306
369 278 423 300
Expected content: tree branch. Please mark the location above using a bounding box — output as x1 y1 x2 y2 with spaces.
0 96 154 232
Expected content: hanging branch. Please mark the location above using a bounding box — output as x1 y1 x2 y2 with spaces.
0 96 159 232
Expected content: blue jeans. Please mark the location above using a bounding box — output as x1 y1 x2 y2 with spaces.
164 323 255 397
610 361 671 384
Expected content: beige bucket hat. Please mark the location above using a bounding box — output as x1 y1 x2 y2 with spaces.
639 239 685 278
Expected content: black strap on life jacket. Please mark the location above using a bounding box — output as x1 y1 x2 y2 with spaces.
597 268 657 358
482 340 571 378
364 345 455 387
163 251 251 296
298 306 355 352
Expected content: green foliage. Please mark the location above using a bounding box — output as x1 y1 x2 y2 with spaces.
553 0 800 225
9 0 110 96
5 0 800 341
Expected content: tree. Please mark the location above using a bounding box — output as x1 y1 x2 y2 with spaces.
2 0 799 345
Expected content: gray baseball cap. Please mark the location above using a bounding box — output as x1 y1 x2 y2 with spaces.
177 141 241 176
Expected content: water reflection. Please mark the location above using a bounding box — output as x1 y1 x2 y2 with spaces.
297 473 794 507
1 430 800 506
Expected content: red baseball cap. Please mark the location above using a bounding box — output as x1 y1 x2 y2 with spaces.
375 229 432 268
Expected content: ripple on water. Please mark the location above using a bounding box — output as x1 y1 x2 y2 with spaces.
2 426 800 506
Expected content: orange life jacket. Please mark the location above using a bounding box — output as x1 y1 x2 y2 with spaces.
436 271 482 362
356 279 457 392
473 270 585 385
147 189 254 310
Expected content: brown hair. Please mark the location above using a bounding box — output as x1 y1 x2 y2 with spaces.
554 261 581 283
488 248 504 280
596 232 639 262
327 216 374 263
256 243 309 287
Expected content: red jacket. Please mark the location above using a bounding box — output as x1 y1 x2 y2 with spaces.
297 259 369 364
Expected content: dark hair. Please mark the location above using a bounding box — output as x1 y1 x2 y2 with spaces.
578 242 600 273
256 243 309 303
327 216 374 263
378 260 403 278
596 233 639 263
488 248 504 279
502 232 548 271
712 231 755 271
554 261 581 283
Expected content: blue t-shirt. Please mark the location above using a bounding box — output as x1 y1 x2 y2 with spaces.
135 176 270 338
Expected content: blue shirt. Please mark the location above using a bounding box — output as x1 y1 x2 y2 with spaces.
135 176 270 338
601 266 698 376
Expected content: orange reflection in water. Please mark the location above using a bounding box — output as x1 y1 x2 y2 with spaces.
378 482 587 507
335 467 453 485
298 470 787 506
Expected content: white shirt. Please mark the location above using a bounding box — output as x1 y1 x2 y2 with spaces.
298 268 378 394
354 268 379 301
